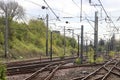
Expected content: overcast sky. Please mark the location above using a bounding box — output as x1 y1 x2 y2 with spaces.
6 0 120 41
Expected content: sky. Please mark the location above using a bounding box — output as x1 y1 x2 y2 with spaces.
3 0 120 42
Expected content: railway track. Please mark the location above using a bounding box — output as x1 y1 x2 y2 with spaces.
7 56 115 76
7 57 76 76
6 56 76 67
7 54 120 80
24 62 64 80
72 59 120 80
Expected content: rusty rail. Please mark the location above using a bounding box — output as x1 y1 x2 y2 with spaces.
72 59 120 80
24 63 62 80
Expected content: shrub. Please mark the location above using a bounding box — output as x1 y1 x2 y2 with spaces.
59 53 64 60
0 64 6 80
109 51 116 57
96 56 104 63
74 58 81 64
87 52 94 63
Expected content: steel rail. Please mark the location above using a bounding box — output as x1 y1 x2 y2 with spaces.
24 63 55 80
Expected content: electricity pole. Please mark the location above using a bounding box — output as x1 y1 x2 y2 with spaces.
72 29 74 38
63 21 68 56
42 6 49 56
77 35 80 57
46 14 49 56
50 31 52 61
64 26 66 56
4 6 8 58
80 25 84 64
86 39 88 55
80 0 82 22
94 11 98 62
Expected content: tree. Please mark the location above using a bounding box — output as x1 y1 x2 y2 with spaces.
99 39 105 46
0 1 24 20
98 39 105 52
0 1 25 40
110 34 116 51
0 1 25 58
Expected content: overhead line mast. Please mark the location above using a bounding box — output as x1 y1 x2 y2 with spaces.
98 0 118 32
43 0 60 21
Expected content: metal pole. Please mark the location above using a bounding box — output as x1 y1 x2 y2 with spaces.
4 6 8 58
72 29 74 38
94 11 98 62
86 39 88 55
77 35 80 57
50 31 52 61
64 26 66 56
106 40 110 58
46 14 49 56
80 0 82 22
81 25 84 64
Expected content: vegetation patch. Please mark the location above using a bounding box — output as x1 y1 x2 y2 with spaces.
95 55 104 63
109 51 116 57
74 58 81 64
87 47 94 63
0 63 6 80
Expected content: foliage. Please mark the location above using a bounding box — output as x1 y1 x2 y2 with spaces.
98 46 104 52
0 18 78 60
109 51 116 57
98 39 105 46
74 58 81 64
59 53 64 59
0 1 24 20
87 47 94 63
98 39 106 52
0 64 6 80
0 1 25 41
95 55 104 63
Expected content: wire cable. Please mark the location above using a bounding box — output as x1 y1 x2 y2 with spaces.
24 0 43 7
80 0 82 22
43 0 60 21
72 0 94 29
98 0 118 32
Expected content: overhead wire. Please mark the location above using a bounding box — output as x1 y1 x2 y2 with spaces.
88 0 118 38
72 0 94 29
43 0 60 21
24 0 43 7
24 0 97 37
24 0 60 21
98 0 118 32
24 0 82 20
80 0 82 22
72 0 112 40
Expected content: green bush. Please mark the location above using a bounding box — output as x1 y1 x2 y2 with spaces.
87 47 94 63
0 64 6 80
109 51 116 57
59 53 64 59
0 18 78 60
96 56 104 63
74 58 81 64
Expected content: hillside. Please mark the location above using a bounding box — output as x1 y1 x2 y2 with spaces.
0 18 78 60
